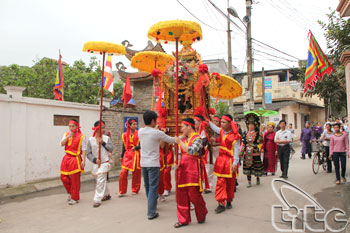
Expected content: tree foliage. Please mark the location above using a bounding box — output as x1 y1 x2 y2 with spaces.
0 57 124 104
297 10 350 114
215 101 229 117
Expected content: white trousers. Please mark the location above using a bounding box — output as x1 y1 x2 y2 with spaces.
205 146 219 190
93 172 110 203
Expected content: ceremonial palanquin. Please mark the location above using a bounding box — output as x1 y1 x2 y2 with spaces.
156 42 218 136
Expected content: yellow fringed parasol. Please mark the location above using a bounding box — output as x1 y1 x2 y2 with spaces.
83 41 126 56
82 41 126 165
147 20 202 166
130 51 175 73
148 20 202 44
131 51 175 110
210 74 242 99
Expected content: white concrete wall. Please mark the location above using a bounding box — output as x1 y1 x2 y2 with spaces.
0 92 100 186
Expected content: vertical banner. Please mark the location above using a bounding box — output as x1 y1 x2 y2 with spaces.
264 77 272 89
265 92 272 104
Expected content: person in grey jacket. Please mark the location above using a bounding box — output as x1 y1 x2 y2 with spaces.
86 120 113 208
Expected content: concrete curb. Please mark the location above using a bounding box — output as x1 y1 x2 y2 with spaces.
0 168 121 201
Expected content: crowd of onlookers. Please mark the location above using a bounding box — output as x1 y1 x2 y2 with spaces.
238 115 349 185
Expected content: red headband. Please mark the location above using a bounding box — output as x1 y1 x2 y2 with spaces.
221 115 232 122
213 116 221 121
182 121 194 127
194 116 202 122
92 122 105 137
129 119 136 125
69 120 81 134
221 116 239 137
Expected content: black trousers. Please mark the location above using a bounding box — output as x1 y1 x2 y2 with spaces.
324 146 332 172
278 145 290 177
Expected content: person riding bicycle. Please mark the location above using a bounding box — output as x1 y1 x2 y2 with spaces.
320 123 334 173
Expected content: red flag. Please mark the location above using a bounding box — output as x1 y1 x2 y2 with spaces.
122 76 132 107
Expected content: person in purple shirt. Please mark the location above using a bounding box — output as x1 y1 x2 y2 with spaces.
314 122 323 139
300 121 314 159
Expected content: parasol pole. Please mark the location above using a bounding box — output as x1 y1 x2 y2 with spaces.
151 60 158 110
175 38 179 164
98 52 106 167
175 38 180 203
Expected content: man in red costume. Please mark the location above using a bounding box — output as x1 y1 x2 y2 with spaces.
60 119 87 205
119 118 141 197
158 142 167 201
209 114 241 213
194 115 211 193
163 144 174 196
174 118 208 228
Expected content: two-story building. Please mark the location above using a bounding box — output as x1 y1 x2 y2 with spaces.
233 68 325 137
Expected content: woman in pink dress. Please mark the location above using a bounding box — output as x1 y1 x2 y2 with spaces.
261 122 278 175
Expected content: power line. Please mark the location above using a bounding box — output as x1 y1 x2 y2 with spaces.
201 0 226 48
252 39 301 60
253 49 298 63
276 0 324 36
206 0 246 37
176 0 226 32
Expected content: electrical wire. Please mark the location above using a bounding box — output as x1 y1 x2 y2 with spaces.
176 0 226 32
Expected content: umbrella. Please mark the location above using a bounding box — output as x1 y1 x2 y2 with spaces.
244 108 278 117
83 41 126 163
131 51 175 109
130 51 175 73
147 20 203 165
210 73 242 99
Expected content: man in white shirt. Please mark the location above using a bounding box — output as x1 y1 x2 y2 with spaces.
86 121 113 208
274 120 293 179
139 110 175 220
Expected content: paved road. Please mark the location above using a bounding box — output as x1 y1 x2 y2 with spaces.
0 146 348 233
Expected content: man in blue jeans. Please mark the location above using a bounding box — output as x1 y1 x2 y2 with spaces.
139 110 175 220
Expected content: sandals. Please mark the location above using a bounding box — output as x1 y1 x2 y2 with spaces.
174 222 188 228
93 203 101 208
102 195 111 201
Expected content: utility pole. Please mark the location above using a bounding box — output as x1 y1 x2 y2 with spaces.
227 0 234 118
246 0 254 109
262 67 266 110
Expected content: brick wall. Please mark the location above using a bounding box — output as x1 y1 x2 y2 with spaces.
103 108 145 168
133 80 153 110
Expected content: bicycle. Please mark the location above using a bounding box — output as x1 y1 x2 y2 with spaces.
311 140 327 174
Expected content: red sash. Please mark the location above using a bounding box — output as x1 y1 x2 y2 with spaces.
121 131 140 171
166 145 175 167
159 147 166 171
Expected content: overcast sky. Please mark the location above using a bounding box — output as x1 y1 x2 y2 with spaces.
0 0 338 72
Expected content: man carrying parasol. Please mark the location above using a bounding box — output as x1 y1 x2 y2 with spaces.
86 120 113 208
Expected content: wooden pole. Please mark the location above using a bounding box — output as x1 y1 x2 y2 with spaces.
175 38 179 165
262 67 266 110
335 71 346 92
98 52 106 167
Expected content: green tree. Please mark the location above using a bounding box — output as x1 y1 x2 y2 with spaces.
215 101 229 117
297 10 349 114
0 56 124 105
